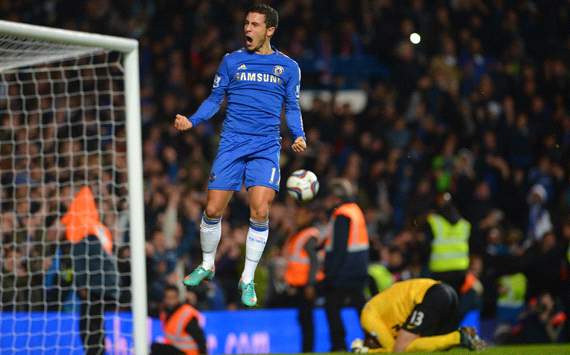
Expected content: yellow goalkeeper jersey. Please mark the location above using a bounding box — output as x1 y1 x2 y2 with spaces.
362 278 439 339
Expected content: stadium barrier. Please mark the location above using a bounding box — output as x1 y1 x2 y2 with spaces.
0 308 479 354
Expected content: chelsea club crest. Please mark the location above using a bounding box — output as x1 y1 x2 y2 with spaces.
273 65 284 76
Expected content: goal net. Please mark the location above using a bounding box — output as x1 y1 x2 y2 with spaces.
0 21 146 354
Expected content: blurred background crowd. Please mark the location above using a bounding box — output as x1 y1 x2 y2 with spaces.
1 0 569 345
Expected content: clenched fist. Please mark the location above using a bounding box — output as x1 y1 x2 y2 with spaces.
174 114 193 131
291 136 307 153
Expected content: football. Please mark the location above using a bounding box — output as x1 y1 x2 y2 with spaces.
286 169 319 202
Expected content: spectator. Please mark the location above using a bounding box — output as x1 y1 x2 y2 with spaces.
526 184 553 247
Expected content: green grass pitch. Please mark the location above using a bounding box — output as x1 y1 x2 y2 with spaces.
274 344 570 355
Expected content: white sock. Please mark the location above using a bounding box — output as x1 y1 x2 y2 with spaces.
200 213 221 270
241 218 269 284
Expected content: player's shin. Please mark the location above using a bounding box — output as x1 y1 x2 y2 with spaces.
241 218 269 283
200 212 222 270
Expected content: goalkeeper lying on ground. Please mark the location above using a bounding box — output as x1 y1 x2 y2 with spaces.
352 278 486 353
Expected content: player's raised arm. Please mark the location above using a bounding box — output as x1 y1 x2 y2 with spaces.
285 63 306 152
174 54 230 131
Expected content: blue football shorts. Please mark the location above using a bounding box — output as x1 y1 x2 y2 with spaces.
207 134 281 192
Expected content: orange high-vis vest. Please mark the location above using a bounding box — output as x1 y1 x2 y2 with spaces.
60 186 113 255
161 304 201 355
284 227 325 286
330 202 369 252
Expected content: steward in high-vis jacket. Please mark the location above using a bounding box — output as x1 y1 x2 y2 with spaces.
152 286 207 355
323 178 369 351
283 202 324 353
60 186 118 355
425 192 471 293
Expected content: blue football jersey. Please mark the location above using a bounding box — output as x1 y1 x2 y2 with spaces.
188 48 304 140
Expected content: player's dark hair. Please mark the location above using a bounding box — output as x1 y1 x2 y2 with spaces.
247 3 279 29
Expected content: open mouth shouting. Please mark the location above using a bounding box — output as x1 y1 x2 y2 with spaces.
245 35 254 49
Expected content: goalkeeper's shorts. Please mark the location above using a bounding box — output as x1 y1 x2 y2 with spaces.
402 283 460 336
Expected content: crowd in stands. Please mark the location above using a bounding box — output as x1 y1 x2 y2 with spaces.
1 0 569 343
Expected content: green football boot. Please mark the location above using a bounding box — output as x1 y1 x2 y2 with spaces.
238 280 257 307
183 265 215 287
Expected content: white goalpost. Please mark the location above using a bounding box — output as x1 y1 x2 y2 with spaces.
0 20 147 354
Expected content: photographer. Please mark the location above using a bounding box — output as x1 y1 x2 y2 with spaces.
513 292 567 344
